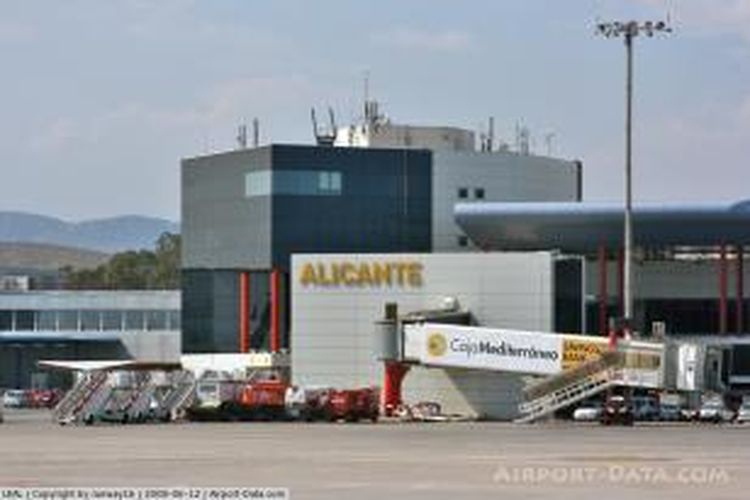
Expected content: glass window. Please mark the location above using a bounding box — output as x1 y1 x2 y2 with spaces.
474 187 485 199
458 235 469 247
245 170 272 197
38 311 57 330
167 310 181 330
58 311 78 330
15 310 34 331
146 311 167 330
102 310 122 331
0 311 12 331
245 170 342 197
80 311 101 331
330 171 342 192
125 310 145 330
458 187 468 199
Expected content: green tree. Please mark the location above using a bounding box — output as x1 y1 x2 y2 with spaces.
59 232 181 290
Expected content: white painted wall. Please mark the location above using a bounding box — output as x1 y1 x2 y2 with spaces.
291 252 555 419
335 123 475 152
432 151 579 251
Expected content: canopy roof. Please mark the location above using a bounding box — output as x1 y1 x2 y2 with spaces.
455 200 750 253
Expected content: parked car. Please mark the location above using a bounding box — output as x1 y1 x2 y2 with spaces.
633 396 660 421
27 389 63 409
681 407 699 422
734 401 750 424
572 404 602 422
658 402 682 421
600 395 634 426
2 389 26 408
698 398 734 423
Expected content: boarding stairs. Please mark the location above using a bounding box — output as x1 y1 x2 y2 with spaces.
515 347 663 423
53 370 111 424
122 371 155 422
514 352 623 424
161 370 197 421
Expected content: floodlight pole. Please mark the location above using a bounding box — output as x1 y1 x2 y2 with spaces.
597 20 671 338
624 25 634 333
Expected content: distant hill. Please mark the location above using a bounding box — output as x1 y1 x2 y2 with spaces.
0 212 179 252
0 242 109 271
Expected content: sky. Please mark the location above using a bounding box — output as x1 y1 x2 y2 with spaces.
0 0 749 221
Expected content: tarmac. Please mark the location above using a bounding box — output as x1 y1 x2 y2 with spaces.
1 409 750 500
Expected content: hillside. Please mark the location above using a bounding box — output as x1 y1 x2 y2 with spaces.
0 211 179 252
0 242 109 271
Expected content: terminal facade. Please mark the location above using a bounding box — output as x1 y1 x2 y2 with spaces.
181 141 580 354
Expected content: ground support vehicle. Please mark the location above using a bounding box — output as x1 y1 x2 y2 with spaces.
328 387 379 423
187 379 244 421
285 386 333 421
234 380 289 421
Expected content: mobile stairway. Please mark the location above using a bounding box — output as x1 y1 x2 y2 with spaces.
53 370 112 425
515 348 663 423
161 370 197 422
514 352 622 423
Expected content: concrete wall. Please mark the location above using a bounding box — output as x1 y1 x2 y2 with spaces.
291 252 555 420
432 151 580 251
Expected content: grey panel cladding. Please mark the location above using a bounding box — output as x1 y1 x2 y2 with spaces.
431 151 579 251
271 145 432 270
182 147 273 270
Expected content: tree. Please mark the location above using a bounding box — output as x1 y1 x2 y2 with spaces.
59 232 181 290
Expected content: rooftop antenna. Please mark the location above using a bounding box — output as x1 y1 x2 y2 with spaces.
311 107 319 140
363 70 370 123
488 116 495 152
328 107 337 137
364 71 370 106
236 123 248 149
252 118 259 147
311 106 336 147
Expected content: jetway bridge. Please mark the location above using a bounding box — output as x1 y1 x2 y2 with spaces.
378 319 664 423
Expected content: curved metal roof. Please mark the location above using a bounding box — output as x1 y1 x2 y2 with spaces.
455 200 750 253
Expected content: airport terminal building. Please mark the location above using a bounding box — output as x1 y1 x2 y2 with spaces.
178 115 750 418
181 142 581 355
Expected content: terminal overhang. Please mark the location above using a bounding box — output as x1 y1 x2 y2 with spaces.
455 200 750 253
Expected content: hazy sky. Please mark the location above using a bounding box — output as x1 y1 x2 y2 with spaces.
1 0 749 221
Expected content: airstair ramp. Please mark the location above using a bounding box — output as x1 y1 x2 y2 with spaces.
53 370 111 425
123 371 155 422
515 352 622 424
515 347 663 423
164 370 197 421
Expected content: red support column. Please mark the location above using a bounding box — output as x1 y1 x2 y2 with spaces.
270 269 281 353
382 362 410 416
738 245 744 334
598 245 608 336
239 272 250 353
720 245 728 334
